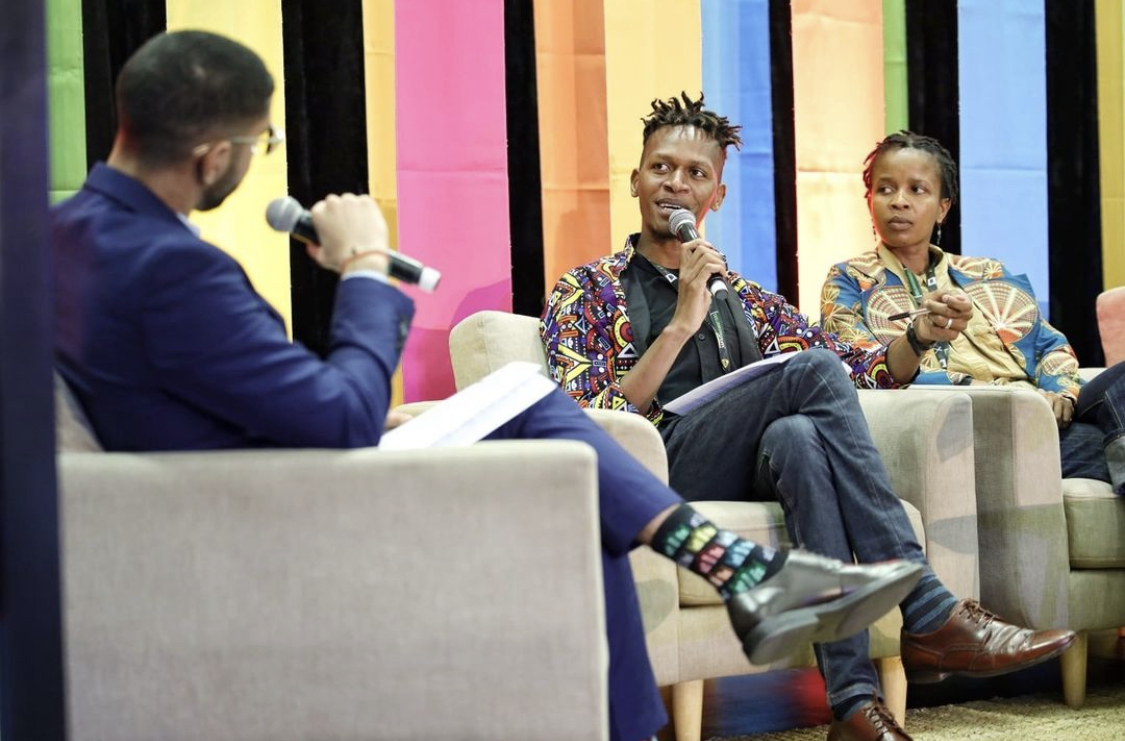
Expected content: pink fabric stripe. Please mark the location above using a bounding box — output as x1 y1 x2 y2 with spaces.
394 0 512 401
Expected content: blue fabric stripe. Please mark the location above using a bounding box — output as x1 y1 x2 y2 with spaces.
958 0 1049 313
702 0 776 291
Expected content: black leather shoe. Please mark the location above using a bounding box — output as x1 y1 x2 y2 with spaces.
728 550 923 665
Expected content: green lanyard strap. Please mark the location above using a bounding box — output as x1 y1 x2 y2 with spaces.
650 261 734 374
903 263 949 370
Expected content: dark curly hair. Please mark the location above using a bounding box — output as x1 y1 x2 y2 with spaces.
862 131 958 206
641 92 743 157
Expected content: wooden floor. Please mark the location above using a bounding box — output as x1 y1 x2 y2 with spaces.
657 630 1125 740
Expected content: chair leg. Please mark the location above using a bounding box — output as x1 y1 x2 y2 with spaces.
1060 630 1088 709
875 656 907 728
671 679 704 741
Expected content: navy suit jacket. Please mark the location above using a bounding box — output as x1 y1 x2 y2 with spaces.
53 163 414 451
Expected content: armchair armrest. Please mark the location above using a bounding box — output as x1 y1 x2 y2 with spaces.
60 441 608 741
583 408 669 484
940 385 1070 628
857 388 979 599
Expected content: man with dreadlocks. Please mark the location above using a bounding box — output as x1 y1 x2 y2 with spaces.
541 93 1074 741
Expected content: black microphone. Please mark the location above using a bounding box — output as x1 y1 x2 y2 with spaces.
265 196 441 293
668 208 727 300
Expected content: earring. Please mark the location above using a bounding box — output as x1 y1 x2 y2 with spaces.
935 223 943 246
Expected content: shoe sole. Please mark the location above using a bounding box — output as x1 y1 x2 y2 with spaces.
905 632 1077 684
743 562 923 665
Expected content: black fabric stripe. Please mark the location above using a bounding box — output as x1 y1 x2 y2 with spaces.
281 0 370 356
504 0 546 318
905 0 960 256
1046 0 1103 364
2 1 67 733
81 0 166 169
769 0 798 304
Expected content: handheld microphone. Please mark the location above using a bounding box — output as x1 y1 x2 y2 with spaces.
265 196 441 293
668 208 727 300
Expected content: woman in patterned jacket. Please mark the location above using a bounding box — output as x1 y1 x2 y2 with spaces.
820 130 1125 493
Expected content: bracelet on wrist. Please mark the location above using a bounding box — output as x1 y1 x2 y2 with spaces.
339 249 384 274
905 322 934 357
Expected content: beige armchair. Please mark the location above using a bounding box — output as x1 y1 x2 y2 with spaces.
926 376 1125 709
448 310 981 741
56 379 611 741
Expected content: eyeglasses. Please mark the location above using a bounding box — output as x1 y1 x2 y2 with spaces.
226 124 285 156
193 124 285 158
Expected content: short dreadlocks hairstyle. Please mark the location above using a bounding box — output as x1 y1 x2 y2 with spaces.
641 92 743 157
862 131 959 207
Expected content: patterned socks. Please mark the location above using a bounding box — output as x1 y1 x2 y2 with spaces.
650 504 786 600
900 569 958 635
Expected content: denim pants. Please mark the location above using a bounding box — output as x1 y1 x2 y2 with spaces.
660 349 934 709
490 387 681 741
1061 360 1125 489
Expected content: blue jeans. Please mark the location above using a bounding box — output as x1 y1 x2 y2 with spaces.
1060 361 1125 487
489 388 680 741
660 350 934 708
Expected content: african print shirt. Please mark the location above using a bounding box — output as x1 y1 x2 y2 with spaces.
820 247 1082 397
540 236 898 426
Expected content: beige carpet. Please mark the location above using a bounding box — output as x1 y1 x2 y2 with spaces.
720 684 1125 741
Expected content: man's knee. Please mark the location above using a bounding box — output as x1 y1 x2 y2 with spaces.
784 348 856 397
789 347 847 375
762 414 820 458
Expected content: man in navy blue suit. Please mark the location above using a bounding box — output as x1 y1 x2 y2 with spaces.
52 30 923 741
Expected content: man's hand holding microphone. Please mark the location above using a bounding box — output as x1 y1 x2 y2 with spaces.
664 208 729 337
267 194 441 292
306 193 391 275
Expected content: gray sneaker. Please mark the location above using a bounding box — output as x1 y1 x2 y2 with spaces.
727 550 923 665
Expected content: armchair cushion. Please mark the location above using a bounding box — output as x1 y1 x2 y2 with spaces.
61 442 609 741
1064 481 1125 568
55 373 103 452
1096 287 1125 366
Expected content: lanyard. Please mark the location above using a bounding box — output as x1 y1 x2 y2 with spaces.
903 262 949 370
649 261 734 373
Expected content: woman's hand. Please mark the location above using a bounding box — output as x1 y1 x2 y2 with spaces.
913 289 973 345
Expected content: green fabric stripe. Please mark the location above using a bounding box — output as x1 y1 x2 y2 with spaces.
46 0 86 204
883 0 908 133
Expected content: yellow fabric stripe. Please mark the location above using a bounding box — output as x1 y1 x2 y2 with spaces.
363 0 398 251
166 1 292 330
603 0 702 250
792 1 885 313
362 0 403 407
1097 0 1125 289
534 0 612 286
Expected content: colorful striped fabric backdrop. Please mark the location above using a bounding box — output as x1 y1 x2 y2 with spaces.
46 0 1125 402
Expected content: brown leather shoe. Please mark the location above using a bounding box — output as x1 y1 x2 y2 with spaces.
827 697 911 741
901 598 1076 683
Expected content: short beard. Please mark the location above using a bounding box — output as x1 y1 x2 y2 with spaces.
197 164 241 211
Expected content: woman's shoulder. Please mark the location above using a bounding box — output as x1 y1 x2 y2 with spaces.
827 251 886 290
946 253 1008 281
